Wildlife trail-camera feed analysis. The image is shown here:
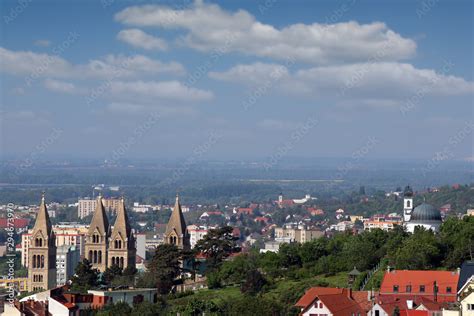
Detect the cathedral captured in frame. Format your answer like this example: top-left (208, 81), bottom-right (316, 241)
top-left (84, 194), bottom-right (136, 272)
top-left (164, 194), bottom-right (190, 250)
top-left (28, 194), bottom-right (57, 291)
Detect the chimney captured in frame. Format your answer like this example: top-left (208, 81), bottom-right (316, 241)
top-left (407, 300), bottom-right (414, 310)
top-left (344, 288), bottom-right (353, 299)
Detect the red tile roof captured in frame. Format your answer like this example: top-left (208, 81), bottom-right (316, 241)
top-left (295, 287), bottom-right (369, 316)
top-left (237, 208), bottom-right (253, 215)
top-left (380, 270), bottom-right (459, 303)
top-left (400, 310), bottom-right (428, 316)
top-left (376, 295), bottom-right (444, 315)
top-left (279, 200), bottom-right (294, 207)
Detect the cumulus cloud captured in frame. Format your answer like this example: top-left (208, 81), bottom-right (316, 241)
top-left (117, 28), bottom-right (168, 51)
top-left (210, 62), bottom-right (474, 101)
top-left (108, 80), bottom-right (214, 102)
top-left (0, 47), bottom-right (185, 80)
top-left (115, 2), bottom-right (416, 64)
top-left (209, 62), bottom-right (288, 84)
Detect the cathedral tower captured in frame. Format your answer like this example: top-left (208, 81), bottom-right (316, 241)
top-left (28, 193), bottom-right (56, 291)
top-left (85, 194), bottom-right (110, 272)
top-left (108, 197), bottom-right (136, 269)
top-left (164, 194), bottom-right (190, 249)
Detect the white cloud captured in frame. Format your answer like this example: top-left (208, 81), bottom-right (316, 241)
top-left (44, 79), bottom-right (83, 94)
top-left (210, 62), bottom-right (474, 102)
top-left (115, 2), bottom-right (416, 64)
top-left (292, 62), bottom-right (474, 98)
top-left (117, 28), bottom-right (168, 51)
top-left (209, 62), bottom-right (288, 84)
top-left (108, 80), bottom-right (214, 102)
top-left (0, 47), bottom-right (185, 80)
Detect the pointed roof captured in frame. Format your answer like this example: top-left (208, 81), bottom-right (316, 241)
top-left (32, 192), bottom-right (53, 239)
top-left (87, 194), bottom-right (110, 236)
top-left (165, 194), bottom-right (187, 237)
top-left (111, 197), bottom-right (132, 240)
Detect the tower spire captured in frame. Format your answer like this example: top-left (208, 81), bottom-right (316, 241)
top-left (28, 194), bottom-right (56, 291)
top-left (108, 197), bottom-right (136, 270)
top-left (165, 193), bottom-right (189, 249)
top-left (87, 194), bottom-right (109, 237)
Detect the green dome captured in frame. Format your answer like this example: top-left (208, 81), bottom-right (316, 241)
top-left (410, 203), bottom-right (442, 222)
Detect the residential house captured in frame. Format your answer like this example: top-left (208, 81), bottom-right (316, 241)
top-left (295, 287), bottom-right (372, 316)
top-left (380, 270), bottom-right (460, 303)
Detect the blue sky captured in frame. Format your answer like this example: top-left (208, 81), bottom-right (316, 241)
top-left (0, 0), bottom-right (473, 162)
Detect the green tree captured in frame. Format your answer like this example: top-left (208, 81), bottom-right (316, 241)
top-left (299, 238), bottom-right (327, 265)
top-left (219, 253), bottom-right (256, 285)
top-left (194, 226), bottom-right (239, 271)
top-left (240, 268), bottom-right (267, 295)
top-left (130, 300), bottom-right (165, 316)
top-left (96, 301), bottom-right (132, 316)
top-left (70, 259), bottom-right (99, 293)
top-left (102, 264), bottom-right (122, 285)
top-left (394, 227), bottom-right (442, 270)
top-left (278, 243), bottom-right (302, 269)
top-left (147, 244), bottom-right (181, 294)
top-left (440, 216), bottom-right (474, 268)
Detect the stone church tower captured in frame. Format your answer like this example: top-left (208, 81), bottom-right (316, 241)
top-left (165, 195), bottom-right (190, 249)
top-left (85, 194), bottom-right (110, 272)
top-left (108, 197), bottom-right (136, 269)
top-left (28, 193), bottom-right (56, 291)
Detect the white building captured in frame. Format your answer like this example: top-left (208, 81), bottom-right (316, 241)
top-left (135, 233), bottom-right (146, 260)
top-left (329, 221), bottom-right (354, 232)
top-left (188, 225), bottom-right (213, 249)
top-left (274, 226), bottom-right (324, 243)
top-left (78, 198), bottom-right (96, 219)
top-left (402, 185), bottom-right (442, 233)
top-left (56, 245), bottom-right (80, 286)
top-left (293, 194), bottom-right (315, 204)
top-left (459, 276), bottom-right (474, 316)
top-left (78, 197), bottom-right (121, 218)
top-left (404, 203), bottom-right (442, 233)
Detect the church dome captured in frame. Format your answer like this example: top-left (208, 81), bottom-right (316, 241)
top-left (410, 203), bottom-right (442, 222)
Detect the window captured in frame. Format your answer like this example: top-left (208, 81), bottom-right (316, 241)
top-left (319, 302), bottom-right (323, 308)
top-left (467, 304), bottom-right (474, 310)
top-left (407, 200), bottom-right (411, 208)
top-left (406, 285), bottom-right (412, 293)
top-left (393, 285), bottom-right (399, 293)
top-left (446, 287), bottom-right (452, 293)
top-left (420, 285), bottom-right (425, 293)
top-left (375, 311), bottom-right (380, 316)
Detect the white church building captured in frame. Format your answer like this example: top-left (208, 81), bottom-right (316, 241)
top-left (402, 185), bottom-right (442, 233)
